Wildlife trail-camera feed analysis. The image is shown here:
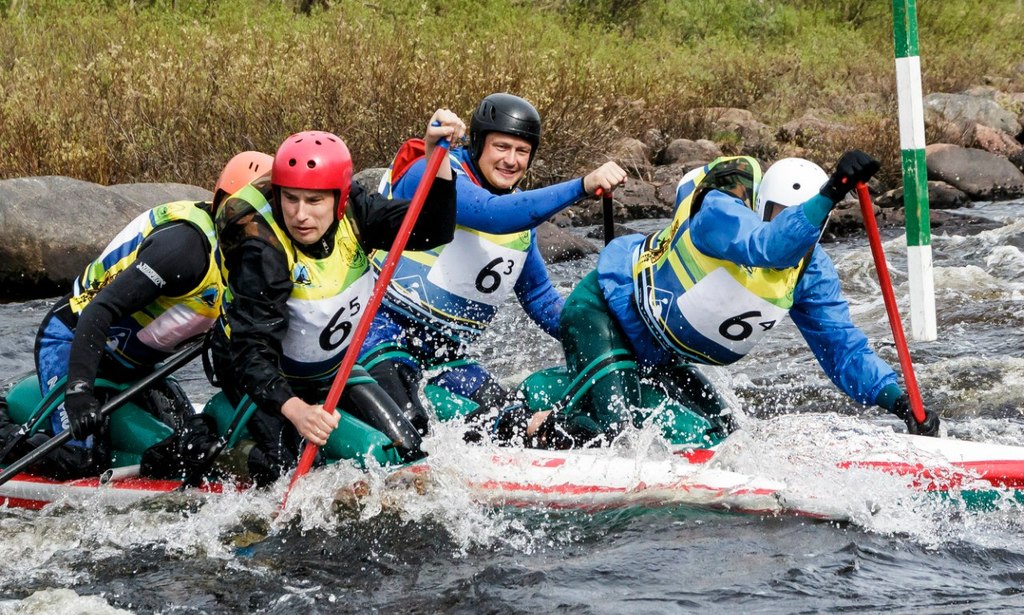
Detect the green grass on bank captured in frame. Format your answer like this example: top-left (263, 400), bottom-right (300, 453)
top-left (1, 0), bottom-right (1022, 189)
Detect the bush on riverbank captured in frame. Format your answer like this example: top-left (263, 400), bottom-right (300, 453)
top-left (1, 0), bottom-right (1022, 188)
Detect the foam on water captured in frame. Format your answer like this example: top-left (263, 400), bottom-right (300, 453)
top-left (710, 413), bottom-right (1024, 550)
top-left (0, 485), bottom-right (271, 580)
top-left (272, 432), bottom-right (547, 556)
top-left (0, 588), bottom-right (132, 615)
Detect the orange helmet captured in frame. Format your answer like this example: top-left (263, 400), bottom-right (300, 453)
top-left (213, 151), bottom-right (273, 209)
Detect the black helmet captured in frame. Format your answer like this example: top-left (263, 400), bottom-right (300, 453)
top-left (469, 93), bottom-right (542, 166)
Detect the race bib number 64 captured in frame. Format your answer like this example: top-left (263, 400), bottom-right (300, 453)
top-left (674, 268), bottom-right (789, 355)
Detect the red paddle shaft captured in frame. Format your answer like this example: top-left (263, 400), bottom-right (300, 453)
top-left (855, 182), bottom-right (926, 425)
top-left (280, 136), bottom-right (451, 509)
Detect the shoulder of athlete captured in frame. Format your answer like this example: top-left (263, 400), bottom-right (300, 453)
top-left (217, 186), bottom-right (284, 255)
top-left (391, 157), bottom-right (431, 200)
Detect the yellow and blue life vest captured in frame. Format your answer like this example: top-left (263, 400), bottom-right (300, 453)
top-left (631, 157), bottom-right (808, 365)
top-left (375, 151), bottom-right (532, 338)
top-left (219, 184), bottom-right (375, 382)
top-left (70, 201), bottom-right (222, 368)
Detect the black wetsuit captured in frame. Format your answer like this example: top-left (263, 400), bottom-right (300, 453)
top-left (0, 207), bottom-right (219, 480)
top-left (210, 178), bottom-right (456, 486)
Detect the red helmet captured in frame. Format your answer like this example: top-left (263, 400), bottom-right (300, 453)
top-left (214, 151), bottom-right (273, 209)
top-left (272, 131), bottom-right (353, 219)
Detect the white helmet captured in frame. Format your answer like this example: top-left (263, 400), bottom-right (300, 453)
top-left (755, 158), bottom-right (828, 221)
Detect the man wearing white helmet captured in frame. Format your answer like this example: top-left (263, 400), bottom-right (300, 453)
top-left (495, 151), bottom-right (940, 448)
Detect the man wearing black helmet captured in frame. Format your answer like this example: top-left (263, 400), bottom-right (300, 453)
top-left (360, 93), bottom-right (627, 435)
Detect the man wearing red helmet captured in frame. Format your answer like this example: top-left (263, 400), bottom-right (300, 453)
top-left (0, 152), bottom-right (271, 480)
top-left (210, 112), bottom-right (461, 486)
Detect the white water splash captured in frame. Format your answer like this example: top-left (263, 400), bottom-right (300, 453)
top-left (276, 432), bottom-right (547, 556)
top-left (0, 588), bottom-right (132, 615)
top-left (711, 413), bottom-right (1024, 548)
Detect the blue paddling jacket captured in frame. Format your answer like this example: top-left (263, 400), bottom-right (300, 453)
top-left (375, 147), bottom-right (588, 341)
top-left (598, 160), bottom-right (898, 407)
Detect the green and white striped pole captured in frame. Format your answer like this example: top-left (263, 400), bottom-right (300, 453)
top-left (892, 0), bottom-right (936, 341)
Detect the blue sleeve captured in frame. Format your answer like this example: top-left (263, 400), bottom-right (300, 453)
top-left (394, 159), bottom-right (588, 234)
top-left (690, 190), bottom-right (823, 268)
top-left (802, 193), bottom-right (836, 227)
top-left (391, 158), bottom-right (430, 200)
top-left (513, 236), bottom-right (564, 339)
top-left (789, 247), bottom-right (898, 406)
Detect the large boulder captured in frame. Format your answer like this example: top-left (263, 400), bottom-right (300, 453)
top-left (107, 183), bottom-right (212, 213)
top-left (536, 221), bottom-right (598, 263)
top-left (0, 176), bottom-right (143, 299)
top-left (925, 144), bottom-right (1024, 200)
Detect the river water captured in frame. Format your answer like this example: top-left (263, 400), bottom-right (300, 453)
top-left (2, 201), bottom-right (1024, 614)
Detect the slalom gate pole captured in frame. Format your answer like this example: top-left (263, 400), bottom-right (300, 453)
top-left (892, 0), bottom-right (936, 341)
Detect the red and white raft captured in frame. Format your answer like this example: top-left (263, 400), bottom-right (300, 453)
top-left (0, 465), bottom-right (241, 511)
top-left (395, 433), bottom-right (1024, 517)
top-left (3, 433), bottom-right (1024, 519)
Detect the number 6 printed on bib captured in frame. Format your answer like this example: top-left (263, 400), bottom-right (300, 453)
top-left (428, 229), bottom-right (528, 306)
top-left (282, 273), bottom-right (375, 365)
top-left (674, 268), bottom-right (788, 355)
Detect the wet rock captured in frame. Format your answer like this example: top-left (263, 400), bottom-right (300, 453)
top-left (928, 209), bottom-right (1003, 236)
top-left (875, 181), bottom-right (970, 210)
top-left (926, 144), bottom-right (1024, 200)
top-left (536, 221), bottom-right (598, 263)
top-left (612, 179), bottom-right (668, 221)
top-left (585, 222), bottom-right (642, 242)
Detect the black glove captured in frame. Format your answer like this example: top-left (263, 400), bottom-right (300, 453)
top-left (64, 380), bottom-right (103, 440)
top-left (890, 393), bottom-right (940, 437)
top-left (820, 150), bottom-right (881, 203)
